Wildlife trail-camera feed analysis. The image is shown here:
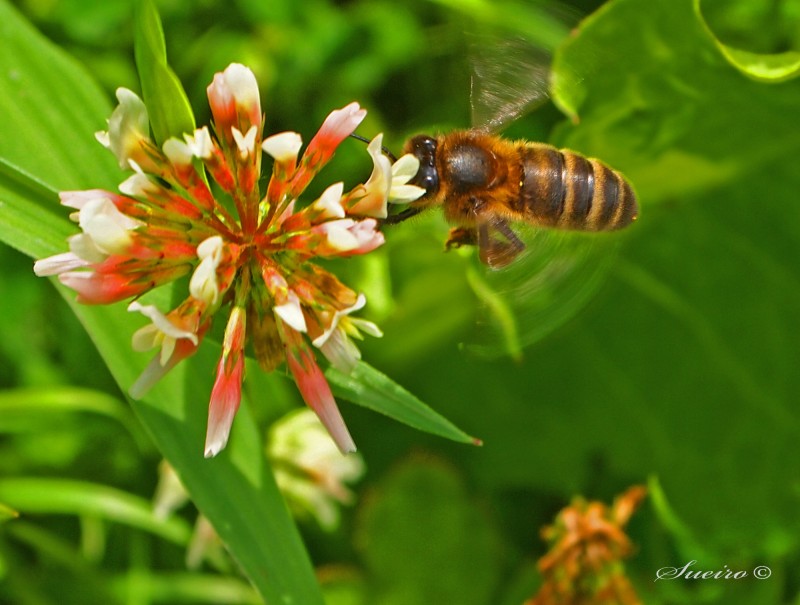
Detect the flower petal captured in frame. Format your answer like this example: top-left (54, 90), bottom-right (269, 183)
top-left (204, 353), bottom-right (244, 457)
top-left (190, 236), bottom-right (225, 306)
top-left (286, 340), bottom-right (356, 454)
top-left (207, 63), bottom-right (261, 141)
top-left (309, 182), bottom-right (346, 220)
top-left (128, 301), bottom-right (199, 348)
top-left (312, 293), bottom-right (366, 347)
top-left (319, 328), bottom-right (362, 375)
top-left (204, 307), bottom-right (247, 457)
top-left (104, 88), bottom-right (152, 170)
top-left (33, 252), bottom-right (90, 276)
top-left (262, 131), bottom-right (303, 163)
top-left (345, 134), bottom-right (392, 218)
top-left (308, 102), bottom-right (367, 158)
top-left (274, 290), bottom-right (308, 332)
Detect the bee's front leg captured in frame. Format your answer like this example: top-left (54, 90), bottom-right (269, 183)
top-left (382, 206), bottom-right (424, 225)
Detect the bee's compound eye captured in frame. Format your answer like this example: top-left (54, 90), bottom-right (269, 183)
top-left (407, 135), bottom-right (439, 196)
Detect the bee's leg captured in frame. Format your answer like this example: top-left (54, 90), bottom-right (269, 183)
top-left (382, 206), bottom-right (424, 225)
top-left (494, 218), bottom-right (525, 251)
top-left (477, 219), bottom-right (525, 269)
top-left (445, 226), bottom-right (478, 250)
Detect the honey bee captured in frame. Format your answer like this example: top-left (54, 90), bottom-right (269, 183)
top-left (383, 38), bottom-right (638, 269)
top-left (386, 132), bottom-right (638, 269)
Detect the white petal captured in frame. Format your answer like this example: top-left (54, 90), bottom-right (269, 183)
top-left (319, 219), bottom-right (359, 252)
top-left (119, 172), bottom-right (157, 196)
top-left (131, 323), bottom-right (161, 352)
top-left (349, 317), bottom-right (383, 338)
top-left (391, 154), bottom-right (421, 182)
top-left (106, 88), bottom-right (151, 169)
top-left (262, 131), bottom-right (303, 162)
top-left (232, 125), bottom-right (258, 158)
top-left (33, 252), bottom-right (89, 276)
top-left (77, 197), bottom-right (142, 255)
top-left (197, 235), bottom-right (224, 260)
top-left (190, 237), bottom-right (224, 307)
top-left (163, 137), bottom-right (193, 165)
top-left (312, 294), bottom-right (366, 347)
top-left (128, 302), bottom-right (198, 345)
top-left (95, 130), bottom-right (110, 148)
top-left (274, 292), bottom-right (307, 332)
top-left (310, 182), bottom-right (346, 219)
top-left (389, 183), bottom-right (426, 203)
top-left (185, 127), bottom-right (213, 159)
top-left (68, 233), bottom-right (107, 263)
top-left (222, 63), bottom-right (260, 111)
top-left (319, 328), bottom-right (361, 374)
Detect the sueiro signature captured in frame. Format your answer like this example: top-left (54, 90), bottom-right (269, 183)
top-left (655, 560), bottom-right (771, 581)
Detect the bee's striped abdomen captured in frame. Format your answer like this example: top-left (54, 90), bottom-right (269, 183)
top-left (519, 143), bottom-right (637, 231)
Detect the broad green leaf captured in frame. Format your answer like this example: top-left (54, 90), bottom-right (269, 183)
top-left (326, 361), bottom-right (480, 445)
top-left (0, 2), bottom-right (324, 602)
top-left (133, 0), bottom-right (195, 144)
top-left (0, 0), bottom-right (118, 258)
top-left (551, 0), bottom-right (800, 203)
top-left (0, 478), bottom-right (191, 544)
top-left (696, 0), bottom-right (800, 82)
top-left (355, 459), bottom-right (502, 605)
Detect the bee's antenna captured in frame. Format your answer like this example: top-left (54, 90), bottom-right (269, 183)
top-left (349, 133), bottom-right (398, 163)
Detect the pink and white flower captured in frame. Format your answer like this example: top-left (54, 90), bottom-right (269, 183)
top-left (35, 63), bottom-right (411, 457)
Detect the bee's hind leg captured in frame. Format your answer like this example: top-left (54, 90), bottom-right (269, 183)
top-left (477, 219), bottom-right (525, 269)
top-left (494, 219), bottom-right (525, 251)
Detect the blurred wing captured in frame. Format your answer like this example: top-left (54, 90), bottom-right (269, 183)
top-left (476, 217), bottom-right (526, 269)
top-left (465, 225), bottom-right (619, 359)
top-left (470, 35), bottom-right (553, 133)
top-left (468, 0), bottom-right (582, 132)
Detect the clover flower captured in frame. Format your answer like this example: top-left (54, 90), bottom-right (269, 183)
top-left (34, 63), bottom-right (425, 458)
top-left (268, 408), bottom-right (365, 530)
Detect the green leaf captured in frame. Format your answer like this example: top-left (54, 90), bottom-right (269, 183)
top-left (326, 361), bottom-right (480, 445)
top-left (0, 387), bottom-right (147, 448)
top-left (0, 0), bottom-right (119, 258)
top-left (133, 0), bottom-right (195, 144)
top-left (108, 573), bottom-right (261, 604)
top-left (695, 0), bottom-right (800, 82)
top-left (0, 478), bottom-right (191, 544)
top-left (0, 2), bottom-right (324, 602)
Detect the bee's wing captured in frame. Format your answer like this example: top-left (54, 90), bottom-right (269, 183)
top-left (469, 35), bottom-right (554, 133)
top-left (467, 225), bottom-right (618, 359)
top-left (476, 217), bottom-right (527, 269)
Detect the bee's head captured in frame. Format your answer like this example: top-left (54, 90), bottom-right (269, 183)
top-left (404, 135), bottom-right (439, 198)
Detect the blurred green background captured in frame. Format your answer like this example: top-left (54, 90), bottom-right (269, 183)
top-left (2, 0), bottom-right (800, 603)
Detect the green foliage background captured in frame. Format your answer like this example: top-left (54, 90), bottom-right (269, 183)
top-left (1, 0), bottom-right (800, 603)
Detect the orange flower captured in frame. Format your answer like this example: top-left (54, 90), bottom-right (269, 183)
top-left (526, 486), bottom-right (647, 605)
